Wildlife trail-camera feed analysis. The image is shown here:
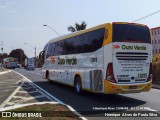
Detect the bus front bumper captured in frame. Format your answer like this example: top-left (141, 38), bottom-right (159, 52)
top-left (104, 80), bottom-right (152, 94)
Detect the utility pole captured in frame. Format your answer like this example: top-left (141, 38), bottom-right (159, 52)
top-left (0, 41), bottom-right (3, 65)
top-left (43, 24), bottom-right (61, 36)
top-left (35, 46), bottom-right (36, 67)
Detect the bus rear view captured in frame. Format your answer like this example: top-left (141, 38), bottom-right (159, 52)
top-left (104, 23), bottom-right (152, 94)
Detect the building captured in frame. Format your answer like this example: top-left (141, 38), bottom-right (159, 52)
top-left (151, 27), bottom-right (160, 55)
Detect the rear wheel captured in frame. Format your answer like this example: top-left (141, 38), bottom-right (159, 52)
top-left (74, 76), bottom-right (82, 94)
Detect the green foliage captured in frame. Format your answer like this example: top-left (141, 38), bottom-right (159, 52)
top-left (152, 53), bottom-right (160, 84)
top-left (67, 21), bottom-right (87, 32)
top-left (9, 49), bottom-right (27, 65)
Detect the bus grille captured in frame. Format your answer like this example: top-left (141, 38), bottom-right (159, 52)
top-left (116, 52), bottom-right (148, 60)
top-left (118, 79), bottom-right (146, 83)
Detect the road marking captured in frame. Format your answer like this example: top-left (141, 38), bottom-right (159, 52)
top-left (5, 102), bottom-right (15, 106)
top-left (17, 91), bottom-right (28, 93)
top-left (0, 70), bottom-right (11, 75)
top-left (28, 91), bottom-right (39, 94)
top-left (0, 78), bottom-right (24, 108)
top-left (13, 71), bottom-right (65, 105)
top-left (0, 102), bottom-right (59, 112)
top-left (145, 107), bottom-right (157, 112)
top-left (0, 101), bottom-right (87, 120)
top-left (12, 70), bottom-right (87, 120)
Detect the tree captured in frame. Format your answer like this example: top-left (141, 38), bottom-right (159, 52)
top-left (0, 53), bottom-right (8, 63)
top-left (152, 53), bottom-right (160, 84)
top-left (3, 53), bottom-right (8, 58)
top-left (67, 21), bottom-right (87, 32)
top-left (9, 49), bottom-right (27, 65)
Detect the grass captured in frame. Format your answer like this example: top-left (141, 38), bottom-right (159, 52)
top-left (0, 104), bottom-right (82, 120)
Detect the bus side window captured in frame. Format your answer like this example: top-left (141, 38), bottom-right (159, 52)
top-left (65, 37), bottom-right (78, 55)
top-left (46, 43), bottom-right (54, 58)
top-left (88, 28), bottom-right (105, 52)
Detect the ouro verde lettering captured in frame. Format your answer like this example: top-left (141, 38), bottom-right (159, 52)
top-left (122, 45), bottom-right (133, 50)
top-left (122, 45), bottom-right (146, 50)
top-left (134, 45), bottom-right (146, 50)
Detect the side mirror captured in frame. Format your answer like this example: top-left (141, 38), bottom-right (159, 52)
top-left (39, 50), bottom-right (45, 64)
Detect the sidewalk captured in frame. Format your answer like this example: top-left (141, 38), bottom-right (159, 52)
top-left (0, 68), bottom-right (6, 72)
top-left (152, 84), bottom-right (160, 89)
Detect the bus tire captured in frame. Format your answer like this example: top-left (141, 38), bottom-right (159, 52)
top-left (46, 71), bottom-right (51, 82)
top-left (74, 76), bottom-right (82, 94)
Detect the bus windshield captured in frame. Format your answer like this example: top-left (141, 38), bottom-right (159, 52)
top-left (113, 24), bottom-right (151, 43)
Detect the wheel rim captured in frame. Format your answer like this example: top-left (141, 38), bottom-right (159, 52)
top-left (76, 81), bottom-right (80, 92)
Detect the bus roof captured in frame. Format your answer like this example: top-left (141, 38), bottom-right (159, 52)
top-left (47, 22), bottom-right (148, 44)
top-left (47, 23), bottom-right (111, 44)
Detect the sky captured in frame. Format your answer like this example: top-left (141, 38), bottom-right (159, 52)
top-left (0, 0), bottom-right (160, 58)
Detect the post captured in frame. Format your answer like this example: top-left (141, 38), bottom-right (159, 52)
top-left (21, 50), bottom-right (22, 65)
top-left (35, 47), bottom-right (36, 68)
top-left (1, 41), bottom-right (3, 65)
top-left (43, 25), bottom-right (61, 36)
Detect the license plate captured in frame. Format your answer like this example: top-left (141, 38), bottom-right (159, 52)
top-left (129, 86), bottom-right (137, 89)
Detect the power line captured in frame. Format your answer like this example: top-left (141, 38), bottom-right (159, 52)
top-left (132, 9), bottom-right (160, 22)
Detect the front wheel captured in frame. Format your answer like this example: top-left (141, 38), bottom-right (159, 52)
top-left (46, 71), bottom-right (51, 82)
top-left (74, 76), bottom-right (82, 94)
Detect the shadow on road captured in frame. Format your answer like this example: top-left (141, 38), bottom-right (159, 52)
top-left (32, 80), bottom-right (146, 117)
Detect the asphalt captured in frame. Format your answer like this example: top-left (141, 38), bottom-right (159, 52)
top-left (0, 71), bottom-right (23, 105)
top-left (0, 70), bottom-right (56, 109)
top-left (13, 68), bottom-right (160, 120)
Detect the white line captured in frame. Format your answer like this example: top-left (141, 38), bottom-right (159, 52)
top-left (17, 91), bottom-right (28, 93)
top-left (12, 70), bottom-right (87, 120)
top-left (28, 91), bottom-right (38, 94)
top-left (13, 70), bottom-right (65, 105)
top-left (66, 105), bottom-right (87, 120)
top-left (145, 108), bottom-right (157, 112)
top-left (5, 102), bottom-right (15, 106)
top-left (0, 85), bottom-right (22, 108)
top-left (0, 102), bottom-right (87, 120)
top-left (0, 70), bottom-right (11, 75)
top-left (0, 102), bottom-right (59, 112)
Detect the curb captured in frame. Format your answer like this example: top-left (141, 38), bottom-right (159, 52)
top-left (152, 85), bottom-right (160, 90)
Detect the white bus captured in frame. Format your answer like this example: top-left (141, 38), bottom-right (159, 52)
top-left (42, 22), bottom-right (152, 94)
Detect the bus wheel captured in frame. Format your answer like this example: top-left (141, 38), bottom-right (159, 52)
top-left (74, 76), bottom-right (82, 94)
top-left (46, 71), bottom-right (51, 82)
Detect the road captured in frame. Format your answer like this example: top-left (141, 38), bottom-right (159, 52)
top-left (6, 68), bottom-right (160, 119)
